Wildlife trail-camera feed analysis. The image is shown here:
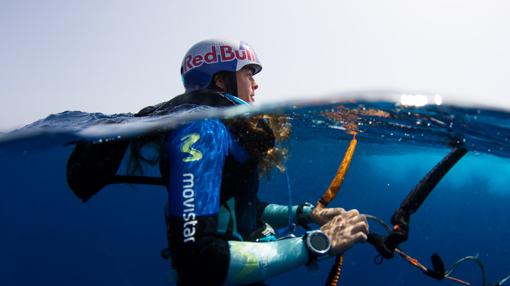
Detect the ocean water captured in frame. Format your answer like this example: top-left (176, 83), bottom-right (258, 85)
top-left (1, 94), bottom-right (510, 286)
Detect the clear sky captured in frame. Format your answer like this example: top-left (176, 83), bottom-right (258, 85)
top-left (2, 0), bottom-right (510, 130)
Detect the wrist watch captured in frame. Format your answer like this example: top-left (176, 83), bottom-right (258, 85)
top-left (303, 230), bottom-right (331, 261)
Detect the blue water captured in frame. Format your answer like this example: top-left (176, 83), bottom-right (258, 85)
top-left (1, 98), bottom-right (510, 286)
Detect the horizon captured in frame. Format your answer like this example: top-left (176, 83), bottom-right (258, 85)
top-left (2, 0), bottom-right (510, 130)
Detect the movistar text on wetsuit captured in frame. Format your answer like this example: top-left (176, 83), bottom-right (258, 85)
top-left (182, 173), bottom-right (197, 243)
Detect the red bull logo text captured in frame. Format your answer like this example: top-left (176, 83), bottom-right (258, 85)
top-left (182, 45), bottom-right (257, 73)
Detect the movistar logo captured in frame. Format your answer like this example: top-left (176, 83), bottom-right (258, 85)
top-left (182, 173), bottom-right (197, 243)
top-left (180, 133), bottom-right (203, 162)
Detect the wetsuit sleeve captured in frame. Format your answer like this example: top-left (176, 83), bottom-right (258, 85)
top-left (226, 237), bottom-right (311, 285)
top-left (165, 119), bottom-right (234, 285)
top-left (262, 203), bottom-right (314, 229)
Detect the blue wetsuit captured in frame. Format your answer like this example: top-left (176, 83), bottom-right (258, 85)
top-left (165, 117), bottom-right (268, 284)
top-left (161, 92), bottom-right (314, 285)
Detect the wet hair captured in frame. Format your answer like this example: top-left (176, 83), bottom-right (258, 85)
top-left (258, 115), bottom-right (291, 178)
top-left (223, 114), bottom-right (291, 179)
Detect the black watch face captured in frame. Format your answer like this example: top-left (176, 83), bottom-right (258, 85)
top-left (310, 232), bottom-right (330, 252)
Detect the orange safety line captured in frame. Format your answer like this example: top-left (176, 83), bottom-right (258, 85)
top-left (329, 256), bottom-right (344, 286)
top-left (322, 132), bottom-right (358, 286)
top-left (318, 132), bottom-right (357, 208)
top-left (395, 248), bottom-right (428, 272)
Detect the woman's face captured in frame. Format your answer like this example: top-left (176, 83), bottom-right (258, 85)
top-left (235, 67), bottom-right (258, 103)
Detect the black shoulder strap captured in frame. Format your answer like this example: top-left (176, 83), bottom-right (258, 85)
top-left (67, 140), bottom-right (130, 202)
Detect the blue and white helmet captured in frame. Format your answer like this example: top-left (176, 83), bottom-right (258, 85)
top-left (180, 39), bottom-right (262, 92)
